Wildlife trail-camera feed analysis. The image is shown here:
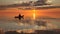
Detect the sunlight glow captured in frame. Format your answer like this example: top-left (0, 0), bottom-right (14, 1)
top-left (33, 9), bottom-right (36, 20)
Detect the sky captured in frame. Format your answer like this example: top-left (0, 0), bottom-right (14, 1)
top-left (0, 8), bottom-right (60, 18)
top-left (0, 0), bottom-right (60, 6)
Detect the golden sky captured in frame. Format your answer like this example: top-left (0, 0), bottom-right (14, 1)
top-left (0, 8), bottom-right (60, 18)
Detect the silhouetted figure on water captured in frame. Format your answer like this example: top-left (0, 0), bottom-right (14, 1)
top-left (15, 14), bottom-right (24, 20)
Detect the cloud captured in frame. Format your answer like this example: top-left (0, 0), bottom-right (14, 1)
top-left (0, 0), bottom-right (37, 5)
top-left (0, 0), bottom-right (18, 5)
top-left (0, 0), bottom-right (60, 6)
top-left (51, 0), bottom-right (60, 6)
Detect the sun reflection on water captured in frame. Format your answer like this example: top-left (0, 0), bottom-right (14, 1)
top-left (33, 9), bottom-right (36, 20)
